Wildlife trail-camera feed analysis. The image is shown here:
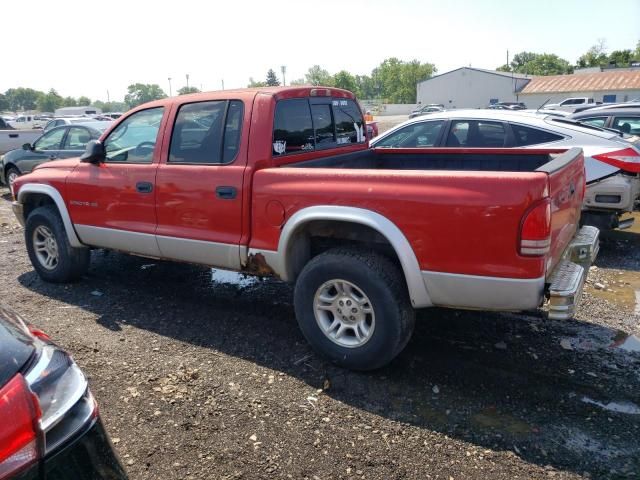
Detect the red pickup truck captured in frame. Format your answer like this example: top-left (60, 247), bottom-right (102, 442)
top-left (10, 87), bottom-right (598, 370)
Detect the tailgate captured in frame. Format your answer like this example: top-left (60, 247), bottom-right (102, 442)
top-left (537, 147), bottom-right (585, 276)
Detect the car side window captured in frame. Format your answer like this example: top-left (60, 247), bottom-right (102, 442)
top-left (375, 121), bottom-right (444, 148)
top-left (34, 128), bottom-right (65, 151)
top-left (273, 99), bottom-right (314, 154)
top-left (333, 99), bottom-right (365, 145)
top-left (579, 117), bottom-right (607, 128)
top-left (62, 127), bottom-right (92, 150)
top-left (511, 124), bottom-right (564, 146)
top-left (103, 107), bottom-right (164, 163)
top-left (169, 100), bottom-right (243, 164)
top-left (447, 120), bottom-right (506, 147)
top-left (612, 117), bottom-right (640, 135)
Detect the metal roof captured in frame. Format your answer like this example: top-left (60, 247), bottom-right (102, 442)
top-left (521, 70), bottom-right (640, 94)
top-left (417, 67), bottom-right (533, 85)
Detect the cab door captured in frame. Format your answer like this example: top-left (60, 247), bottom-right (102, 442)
top-left (154, 99), bottom-right (247, 269)
top-left (66, 107), bottom-right (167, 257)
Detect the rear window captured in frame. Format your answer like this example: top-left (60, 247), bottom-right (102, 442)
top-left (273, 98), bottom-right (364, 156)
top-left (612, 117), bottom-right (640, 135)
top-left (511, 124), bottom-right (564, 146)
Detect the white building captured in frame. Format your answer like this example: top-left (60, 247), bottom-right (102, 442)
top-left (54, 106), bottom-right (102, 117)
top-left (416, 67), bottom-right (532, 109)
top-left (519, 70), bottom-right (640, 108)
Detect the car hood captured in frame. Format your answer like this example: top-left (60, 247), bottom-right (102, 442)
top-left (33, 157), bottom-right (81, 171)
top-left (0, 305), bottom-right (36, 387)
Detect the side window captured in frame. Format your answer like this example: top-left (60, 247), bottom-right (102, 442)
top-left (612, 117), bottom-right (640, 135)
top-left (376, 121), bottom-right (444, 148)
top-left (62, 127), bottom-right (92, 150)
top-left (169, 101), bottom-right (227, 164)
top-left (333, 99), bottom-right (365, 144)
top-left (476, 121), bottom-right (507, 147)
top-left (579, 117), bottom-right (607, 128)
top-left (511, 124), bottom-right (564, 146)
top-left (273, 99), bottom-right (314, 155)
top-left (446, 121), bottom-right (469, 146)
top-left (34, 128), bottom-right (65, 150)
top-left (222, 100), bottom-right (244, 164)
top-left (103, 107), bottom-right (164, 163)
top-left (311, 104), bottom-right (335, 146)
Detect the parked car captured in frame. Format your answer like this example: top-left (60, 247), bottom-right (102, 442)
top-left (572, 101), bottom-right (640, 114)
top-left (570, 107), bottom-right (640, 135)
top-left (7, 115), bottom-right (46, 130)
top-left (487, 102), bottom-right (526, 110)
top-left (0, 117), bottom-right (42, 156)
top-left (43, 117), bottom-right (109, 132)
top-left (409, 105), bottom-right (445, 118)
top-left (11, 87), bottom-right (597, 370)
top-left (103, 112), bottom-right (124, 120)
top-left (1, 122), bottom-right (111, 185)
top-left (543, 97), bottom-right (598, 112)
top-left (0, 304), bottom-right (127, 479)
top-left (370, 109), bottom-right (640, 230)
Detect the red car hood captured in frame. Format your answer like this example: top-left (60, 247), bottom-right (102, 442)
top-left (33, 158), bottom-right (81, 171)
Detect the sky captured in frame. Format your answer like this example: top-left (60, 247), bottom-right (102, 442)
top-left (2, 0), bottom-right (639, 102)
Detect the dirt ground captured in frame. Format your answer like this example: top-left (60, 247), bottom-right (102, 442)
top-left (1, 185), bottom-right (639, 480)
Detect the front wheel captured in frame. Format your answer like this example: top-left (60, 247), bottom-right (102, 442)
top-left (25, 205), bottom-right (90, 282)
top-left (6, 166), bottom-right (20, 186)
top-left (294, 248), bottom-right (415, 370)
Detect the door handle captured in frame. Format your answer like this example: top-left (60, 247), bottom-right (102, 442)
top-left (49, 155), bottom-right (57, 160)
top-left (216, 186), bottom-right (237, 199)
top-left (9, 134), bottom-right (18, 138)
top-left (136, 181), bottom-right (153, 194)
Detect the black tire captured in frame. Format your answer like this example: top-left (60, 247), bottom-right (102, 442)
top-left (5, 166), bottom-right (20, 186)
top-left (25, 205), bottom-right (90, 283)
top-left (294, 248), bottom-right (415, 371)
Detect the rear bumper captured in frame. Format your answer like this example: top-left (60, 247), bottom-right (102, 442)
top-left (584, 173), bottom-right (640, 213)
top-left (546, 225), bottom-right (599, 320)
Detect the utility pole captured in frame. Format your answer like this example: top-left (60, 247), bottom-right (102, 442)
top-left (186, 74), bottom-right (190, 89)
top-left (221, 79), bottom-right (225, 90)
top-left (106, 90), bottom-right (110, 103)
top-left (168, 77), bottom-right (172, 96)
top-left (281, 65), bottom-right (287, 86)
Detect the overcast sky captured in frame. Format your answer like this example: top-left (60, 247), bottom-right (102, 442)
top-left (3, 0), bottom-right (639, 102)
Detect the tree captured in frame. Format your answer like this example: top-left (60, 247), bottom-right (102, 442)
top-left (354, 75), bottom-right (376, 99)
top-left (608, 49), bottom-right (633, 66)
top-left (266, 69), bottom-right (280, 86)
top-left (500, 51), bottom-right (572, 75)
top-left (372, 58), bottom-right (436, 103)
top-left (304, 65), bottom-right (333, 86)
top-left (635, 40), bottom-right (640, 59)
top-left (178, 86), bottom-right (200, 95)
top-left (247, 77), bottom-right (267, 87)
top-left (77, 96), bottom-right (91, 106)
top-left (0, 93), bottom-right (8, 111)
top-left (124, 83), bottom-right (167, 108)
top-left (577, 39), bottom-right (608, 68)
top-left (4, 88), bottom-right (42, 111)
top-left (37, 89), bottom-right (63, 112)
top-left (289, 78), bottom-right (307, 86)
top-left (62, 97), bottom-right (77, 107)
top-left (94, 100), bottom-right (127, 113)
top-left (332, 70), bottom-right (357, 93)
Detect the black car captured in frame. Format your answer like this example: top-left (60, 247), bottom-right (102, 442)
top-left (570, 107), bottom-right (640, 135)
top-left (0, 122), bottom-right (111, 185)
top-left (0, 305), bottom-right (127, 479)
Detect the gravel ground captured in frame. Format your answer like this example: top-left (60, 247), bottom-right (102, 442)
top-left (1, 186), bottom-right (639, 480)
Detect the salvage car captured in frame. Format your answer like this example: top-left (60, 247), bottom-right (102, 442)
top-left (0, 117), bottom-right (42, 156)
top-left (10, 87), bottom-right (598, 370)
top-left (1, 122), bottom-right (111, 185)
top-left (371, 109), bottom-right (640, 230)
top-left (570, 107), bottom-right (640, 135)
top-left (0, 304), bottom-right (127, 479)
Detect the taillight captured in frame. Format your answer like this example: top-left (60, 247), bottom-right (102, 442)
top-left (592, 147), bottom-right (640, 173)
top-left (520, 198), bottom-right (551, 256)
top-left (310, 88), bottom-right (331, 97)
top-left (0, 375), bottom-right (41, 479)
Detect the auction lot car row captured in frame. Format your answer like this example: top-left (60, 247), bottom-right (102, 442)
top-left (1, 86), bottom-right (639, 479)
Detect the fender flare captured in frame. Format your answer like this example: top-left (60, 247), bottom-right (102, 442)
top-left (275, 205), bottom-right (432, 308)
top-left (17, 183), bottom-right (83, 248)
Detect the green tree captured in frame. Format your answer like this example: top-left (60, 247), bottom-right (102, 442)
top-left (635, 40), bottom-right (640, 59)
top-left (0, 93), bottom-right (8, 111)
top-left (577, 39), bottom-right (608, 67)
top-left (332, 70), bottom-right (357, 93)
top-left (4, 88), bottom-right (42, 110)
top-left (500, 51), bottom-right (572, 75)
top-left (372, 58), bottom-right (435, 103)
top-left (496, 64), bottom-right (511, 72)
top-left (37, 89), bottom-right (63, 112)
top-left (304, 65), bottom-right (333, 86)
top-left (178, 86), bottom-right (200, 95)
top-left (77, 96), bottom-right (91, 106)
top-left (247, 77), bottom-right (267, 87)
top-left (608, 49), bottom-right (633, 66)
top-left (124, 83), bottom-right (167, 108)
top-left (62, 97), bottom-right (77, 107)
top-left (354, 75), bottom-right (376, 99)
top-left (289, 78), bottom-right (307, 86)
top-left (266, 69), bottom-right (280, 86)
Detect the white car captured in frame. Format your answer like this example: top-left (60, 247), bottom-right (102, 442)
top-left (371, 109), bottom-right (640, 230)
top-left (43, 117), bottom-right (106, 132)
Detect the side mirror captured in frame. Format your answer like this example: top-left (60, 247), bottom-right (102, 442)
top-left (22, 143), bottom-right (32, 151)
top-left (80, 140), bottom-right (106, 164)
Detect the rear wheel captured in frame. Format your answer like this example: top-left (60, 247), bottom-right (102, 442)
top-left (294, 248), bottom-right (415, 370)
top-left (25, 205), bottom-right (90, 282)
top-left (5, 166), bottom-right (20, 186)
